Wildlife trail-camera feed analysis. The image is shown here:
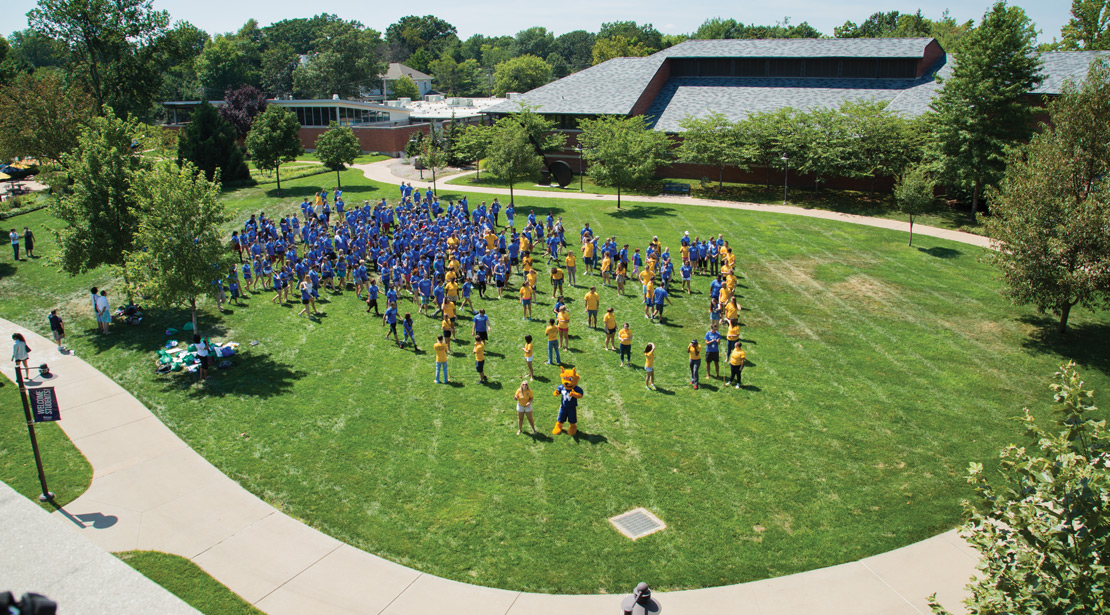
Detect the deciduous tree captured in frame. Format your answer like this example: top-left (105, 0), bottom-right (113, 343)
top-left (486, 118), bottom-right (542, 205)
top-left (676, 112), bottom-right (752, 190)
top-left (125, 161), bottom-right (230, 334)
top-left (51, 108), bottom-right (148, 275)
top-left (893, 165), bottom-right (937, 246)
top-left (0, 71), bottom-right (93, 163)
top-left (292, 20), bottom-right (385, 99)
top-left (314, 122), bottom-right (360, 188)
top-left (245, 105), bottom-right (303, 195)
top-left (929, 362), bottom-right (1110, 615)
top-left (28, 0), bottom-right (170, 117)
top-left (390, 75), bottom-right (420, 100)
top-left (1062, 0), bottom-right (1110, 50)
top-left (219, 84), bottom-right (268, 138)
top-left (492, 55), bottom-right (551, 96)
top-left (578, 115), bottom-right (673, 209)
top-left (591, 36), bottom-right (650, 65)
top-left (985, 59), bottom-right (1110, 334)
top-left (451, 123), bottom-right (492, 179)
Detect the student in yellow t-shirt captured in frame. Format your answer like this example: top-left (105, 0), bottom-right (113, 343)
top-left (600, 255), bottom-right (612, 287)
top-left (526, 268), bottom-right (538, 293)
top-left (550, 267), bottom-right (565, 299)
top-left (544, 319), bottom-right (561, 364)
top-left (724, 297), bottom-right (739, 322)
top-left (643, 280), bottom-right (655, 319)
top-left (441, 315), bottom-right (454, 351)
top-left (726, 318), bottom-right (741, 356)
top-left (582, 240), bottom-right (595, 274)
top-left (434, 335), bottom-right (449, 384)
top-left (643, 342), bottom-right (656, 389)
top-left (522, 334), bottom-right (534, 381)
top-left (519, 283), bottom-right (534, 320)
top-left (688, 339), bottom-right (701, 389)
top-left (473, 336), bottom-right (488, 383)
top-left (583, 286), bottom-right (600, 328)
top-left (618, 322), bottom-right (633, 366)
top-left (556, 306), bottom-right (570, 350)
top-left (603, 308), bottom-right (617, 350)
top-left (513, 381), bottom-right (537, 435)
top-left (615, 260), bottom-right (627, 295)
top-left (727, 343), bottom-right (746, 389)
top-left (565, 252), bottom-right (576, 287)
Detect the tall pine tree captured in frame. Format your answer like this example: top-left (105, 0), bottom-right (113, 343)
top-left (177, 101), bottom-right (249, 183)
top-left (928, 1), bottom-right (1043, 220)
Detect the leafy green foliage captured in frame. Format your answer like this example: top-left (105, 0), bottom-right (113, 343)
top-left (451, 124), bottom-right (492, 178)
top-left (676, 112), bottom-right (753, 189)
top-left (245, 105), bottom-right (303, 195)
top-left (291, 20), bottom-right (386, 99)
top-left (0, 71), bottom-right (93, 163)
top-left (385, 15), bottom-right (457, 62)
top-left (218, 85), bottom-right (268, 139)
top-left (554, 30), bottom-right (595, 73)
top-left (177, 101), bottom-right (249, 183)
top-left (591, 36), bottom-right (651, 65)
top-left (512, 27), bottom-right (554, 59)
top-left (986, 59), bottom-right (1110, 334)
top-left (492, 55), bottom-right (552, 96)
top-left (196, 35), bottom-right (258, 100)
top-left (428, 57), bottom-right (482, 96)
top-left (927, 1), bottom-right (1044, 219)
top-left (485, 117), bottom-right (543, 203)
top-left (894, 165), bottom-right (937, 246)
top-left (597, 21), bottom-right (663, 52)
top-left (124, 161), bottom-right (229, 333)
top-left (930, 363), bottom-right (1110, 615)
top-left (314, 122), bottom-right (361, 188)
top-left (390, 75), bottom-right (420, 100)
top-left (51, 108), bottom-right (149, 274)
top-left (27, 0), bottom-right (169, 118)
top-left (839, 100), bottom-right (921, 196)
top-left (1062, 0), bottom-right (1110, 50)
top-left (694, 17), bottom-right (823, 40)
top-left (578, 115), bottom-right (673, 208)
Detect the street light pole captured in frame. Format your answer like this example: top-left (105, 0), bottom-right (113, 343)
top-left (15, 366), bottom-right (53, 502)
top-left (781, 154), bottom-right (789, 205)
top-left (575, 145), bottom-right (584, 192)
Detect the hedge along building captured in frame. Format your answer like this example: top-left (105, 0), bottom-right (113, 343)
top-left (483, 38), bottom-right (1110, 192)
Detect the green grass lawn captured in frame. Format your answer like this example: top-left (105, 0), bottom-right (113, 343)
top-left (445, 173), bottom-right (982, 234)
top-left (0, 382), bottom-right (92, 508)
top-left (1, 167), bottom-right (1107, 594)
top-left (117, 551), bottom-right (263, 615)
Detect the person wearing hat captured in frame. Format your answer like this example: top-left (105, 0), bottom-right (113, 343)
top-left (688, 338), bottom-right (701, 389)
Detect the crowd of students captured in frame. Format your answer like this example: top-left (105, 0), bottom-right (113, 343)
top-left (220, 184), bottom-right (750, 428)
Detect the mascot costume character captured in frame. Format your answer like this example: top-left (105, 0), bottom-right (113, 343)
top-left (552, 367), bottom-right (584, 435)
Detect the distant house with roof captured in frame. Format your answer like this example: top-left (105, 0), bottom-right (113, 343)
top-left (367, 63), bottom-right (435, 99)
top-left (484, 38), bottom-right (1110, 189)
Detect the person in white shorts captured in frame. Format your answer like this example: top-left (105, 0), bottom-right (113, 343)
top-left (513, 381), bottom-right (537, 435)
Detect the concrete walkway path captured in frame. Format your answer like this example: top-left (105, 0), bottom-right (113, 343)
top-left (354, 159), bottom-right (994, 250)
top-left (0, 316), bottom-right (978, 614)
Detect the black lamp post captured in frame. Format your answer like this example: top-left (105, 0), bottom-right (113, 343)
top-left (15, 366), bottom-right (53, 502)
top-left (781, 153), bottom-right (789, 205)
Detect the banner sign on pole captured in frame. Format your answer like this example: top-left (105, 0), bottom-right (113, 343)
top-left (27, 388), bottom-right (61, 423)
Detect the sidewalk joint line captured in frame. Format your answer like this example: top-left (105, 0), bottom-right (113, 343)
top-left (502, 591), bottom-right (521, 614)
top-left (375, 572), bottom-right (423, 615)
top-left (252, 543), bottom-right (342, 606)
top-left (861, 560), bottom-right (926, 614)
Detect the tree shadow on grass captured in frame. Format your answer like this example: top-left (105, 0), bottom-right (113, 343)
top-left (1019, 315), bottom-right (1110, 376)
top-left (162, 352), bottom-right (305, 400)
top-left (917, 246), bottom-right (962, 259)
top-left (606, 206), bottom-right (676, 220)
top-left (0, 262), bottom-right (15, 280)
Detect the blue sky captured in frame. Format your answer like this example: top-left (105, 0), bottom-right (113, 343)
top-left (3, 0), bottom-right (1070, 45)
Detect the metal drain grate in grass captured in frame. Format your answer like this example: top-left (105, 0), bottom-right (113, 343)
top-left (609, 508), bottom-right (666, 540)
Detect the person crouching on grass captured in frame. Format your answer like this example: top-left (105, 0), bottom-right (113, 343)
top-left (513, 381), bottom-right (537, 435)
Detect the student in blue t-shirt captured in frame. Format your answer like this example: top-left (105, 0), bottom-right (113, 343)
top-left (401, 312), bottom-right (418, 351)
top-left (383, 302), bottom-right (400, 346)
top-left (651, 285), bottom-right (672, 322)
top-left (681, 261), bottom-right (693, 294)
top-left (365, 279), bottom-right (380, 315)
top-left (704, 324), bottom-right (722, 379)
top-left (472, 309), bottom-right (490, 342)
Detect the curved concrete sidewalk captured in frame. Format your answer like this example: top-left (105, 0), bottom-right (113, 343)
top-left (0, 317), bottom-right (977, 615)
top-left (355, 159), bottom-right (993, 250)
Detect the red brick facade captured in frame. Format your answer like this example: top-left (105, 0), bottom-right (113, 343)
top-left (300, 124), bottom-right (430, 156)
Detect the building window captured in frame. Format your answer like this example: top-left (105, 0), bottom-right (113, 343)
top-left (805, 59), bottom-right (839, 78)
top-left (734, 59), bottom-right (766, 77)
top-left (842, 59), bottom-right (878, 79)
top-left (768, 59), bottom-right (804, 78)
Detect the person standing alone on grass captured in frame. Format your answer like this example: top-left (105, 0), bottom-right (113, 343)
top-left (513, 381), bottom-right (537, 435)
top-left (48, 310), bottom-right (66, 353)
top-left (95, 290), bottom-right (111, 334)
top-left (522, 334), bottom-right (534, 381)
top-left (688, 339), bottom-right (701, 389)
top-left (474, 336), bottom-right (489, 383)
top-left (644, 343), bottom-right (656, 390)
top-left (618, 323), bottom-right (633, 367)
top-left (434, 335), bottom-right (449, 384)
top-left (544, 319), bottom-right (560, 365)
top-left (727, 343), bottom-right (746, 389)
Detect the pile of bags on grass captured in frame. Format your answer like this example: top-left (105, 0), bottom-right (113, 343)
top-left (155, 323), bottom-right (240, 374)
